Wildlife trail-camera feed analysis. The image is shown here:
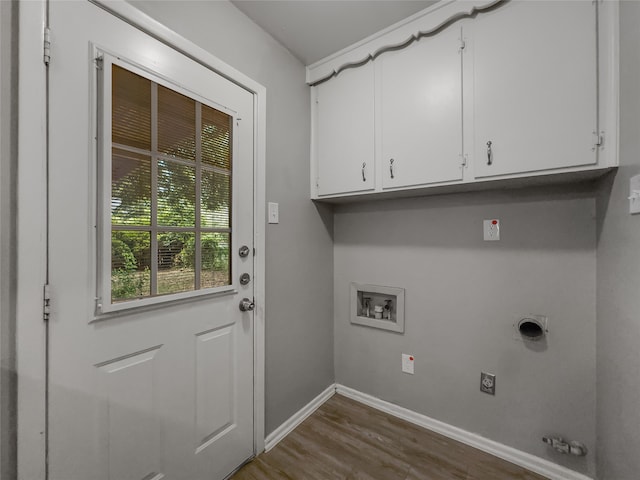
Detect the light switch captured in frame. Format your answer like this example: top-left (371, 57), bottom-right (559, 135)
top-left (268, 202), bottom-right (279, 224)
top-left (630, 175), bottom-right (640, 215)
top-left (483, 219), bottom-right (500, 241)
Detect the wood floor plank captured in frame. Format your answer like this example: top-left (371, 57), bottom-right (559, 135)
top-left (231, 394), bottom-right (549, 480)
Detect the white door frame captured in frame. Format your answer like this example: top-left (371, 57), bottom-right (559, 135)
top-left (16, 1), bottom-right (266, 478)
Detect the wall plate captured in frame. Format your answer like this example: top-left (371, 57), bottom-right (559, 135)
top-left (402, 354), bottom-right (414, 374)
top-left (483, 219), bottom-right (500, 241)
top-left (480, 372), bottom-right (496, 395)
top-left (630, 175), bottom-right (640, 215)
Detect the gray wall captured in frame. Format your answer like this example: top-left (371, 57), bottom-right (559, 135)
top-left (596, 1), bottom-right (640, 478)
top-left (334, 186), bottom-right (597, 477)
top-left (128, 0), bottom-right (334, 435)
top-left (0, 2), bottom-right (18, 480)
top-left (0, 1), bottom-right (17, 479)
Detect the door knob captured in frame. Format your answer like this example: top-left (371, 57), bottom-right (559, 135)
top-left (239, 298), bottom-right (255, 312)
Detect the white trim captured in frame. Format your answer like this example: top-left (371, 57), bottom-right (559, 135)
top-left (252, 79), bottom-right (267, 455)
top-left (305, 0), bottom-right (500, 84)
top-left (336, 385), bottom-right (593, 480)
top-left (264, 384), bottom-right (336, 452)
top-left (89, 0), bottom-right (261, 94)
top-left (597, 0), bottom-right (620, 169)
top-left (16, 1), bottom-right (48, 479)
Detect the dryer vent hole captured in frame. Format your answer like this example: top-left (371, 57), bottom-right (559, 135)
top-left (518, 319), bottom-right (545, 340)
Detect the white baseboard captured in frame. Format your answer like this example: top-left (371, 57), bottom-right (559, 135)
top-left (264, 383), bottom-right (336, 452)
top-left (335, 384), bottom-right (593, 480)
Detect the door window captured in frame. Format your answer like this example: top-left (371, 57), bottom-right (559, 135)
top-left (104, 62), bottom-right (234, 310)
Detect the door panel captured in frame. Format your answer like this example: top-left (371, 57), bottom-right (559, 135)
top-left (379, 26), bottom-right (463, 189)
top-left (48, 2), bottom-right (254, 479)
top-left (470, 1), bottom-right (597, 178)
top-left (195, 326), bottom-right (235, 454)
top-left (96, 347), bottom-right (164, 480)
top-left (315, 62), bottom-right (375, 196)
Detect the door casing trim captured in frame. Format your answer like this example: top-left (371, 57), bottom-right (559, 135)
top-left (16, 1), bottom-right (267, 477)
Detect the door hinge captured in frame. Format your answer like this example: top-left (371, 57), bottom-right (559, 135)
top-left (94, 55), bottom-right (104, 71)
top-left (592, 131), bottom-right (604, 151)
top-left (43, 27), bottom-right (51, 66)
top-left (459, 38), bottom-right (466, 52)
top-left (460, 153), bottom-right (468, 168)
top-left (43, 284), bottom-right (51, 321)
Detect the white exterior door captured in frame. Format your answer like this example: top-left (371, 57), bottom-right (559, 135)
top-left (47, 2), bottom-right (255, 479)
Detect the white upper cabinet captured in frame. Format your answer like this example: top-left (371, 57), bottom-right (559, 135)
top-left (379, 26), bottom-right (464, 189)
top-left (467, 1), bottom-right (598, 179)
top-left (308, 0), bottom-right (618, 201)
top-left (314, 62), bottom-right (375, 197)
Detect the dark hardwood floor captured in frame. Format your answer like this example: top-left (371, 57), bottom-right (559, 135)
top-left (232, 394), bottom-right (548, 480)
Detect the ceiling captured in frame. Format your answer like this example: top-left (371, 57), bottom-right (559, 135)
top-left (230, 0), bottom-right (438, 65)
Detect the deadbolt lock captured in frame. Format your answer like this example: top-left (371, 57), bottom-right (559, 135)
top-left (239, 273), bottom-right (251, 285)
top-left (238, 245), bottom-right (251, 258)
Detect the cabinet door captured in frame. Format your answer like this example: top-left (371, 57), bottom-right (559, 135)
top-left (315, 63), bottom-right (375, 196)
top-left (470, 1), bottom-right (597, 178)
top-left (379, 26), bottom-right (463, 189)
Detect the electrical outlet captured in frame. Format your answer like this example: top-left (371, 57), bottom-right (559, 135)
top-left (402, 354), bottom-right (414, 374)
top-left (483, 219), bottom-right (500, 241)
top-left (480, 372), bottom-right (496, 395)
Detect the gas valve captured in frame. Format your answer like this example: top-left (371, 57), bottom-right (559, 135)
top-left (542, 436), bottom-right (587, 456)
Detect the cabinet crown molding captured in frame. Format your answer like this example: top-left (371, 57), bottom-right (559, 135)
top-left (305, 0), bottom-right (501, 85)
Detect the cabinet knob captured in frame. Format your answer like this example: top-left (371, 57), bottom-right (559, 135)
top-left (390, 158), bottom-right (395, 179)
top-left (362, 162), bottom-right (367, 182)
top-left (486, 141), bottom-right (493, 166)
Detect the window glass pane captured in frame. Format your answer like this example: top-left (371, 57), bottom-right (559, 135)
top-left (201, 170), bottom-right (231, 228)
top-left (158, 232), bottom-right (195, 295)
top-left (107, 63), bottom-right (236, 307)
top-left (111, 231), bottom-right (151, 302)
top-left (112, 65), bottom-right (151, 150)
top-left (202, 103), bottom-right (232, 170)
top-left (112, 148), bottom-right (151, 225)
top-left (158, 85), bottom-right (196, 161)
top-left (201, 233), bottom-right (231, 289)
top-left (157, 160), bottom-right (196, 227)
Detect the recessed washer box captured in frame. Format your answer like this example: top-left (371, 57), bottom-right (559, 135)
top-left (350, 283), bottom-right (405, 333)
